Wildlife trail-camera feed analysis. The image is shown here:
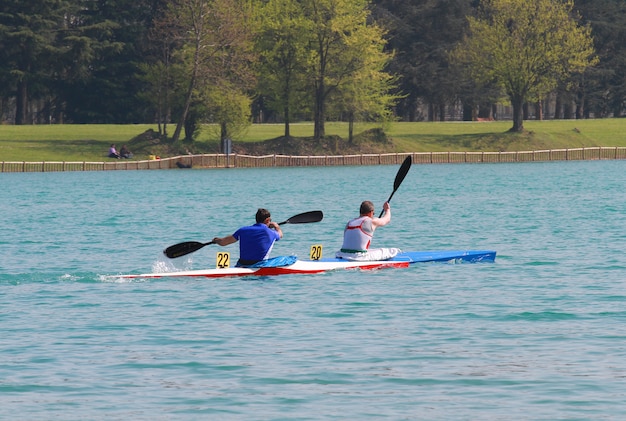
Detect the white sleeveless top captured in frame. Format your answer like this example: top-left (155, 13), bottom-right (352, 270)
top-left (341, 216), bottom-right (374, 252)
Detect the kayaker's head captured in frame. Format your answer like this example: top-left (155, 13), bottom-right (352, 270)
top-left (256, 208), bottom-right (271, 224)
top-left (359, 201), bottom-right (375, 216)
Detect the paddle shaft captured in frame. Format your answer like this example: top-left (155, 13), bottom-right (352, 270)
top-left (379, 155), bottom-right (412, 217)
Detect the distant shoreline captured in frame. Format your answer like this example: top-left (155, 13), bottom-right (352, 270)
top-left (2, 147), bottom-right (624, 173)
top-left (1, 120), bottom-right (624, 162)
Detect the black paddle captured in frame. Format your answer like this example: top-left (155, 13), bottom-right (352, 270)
top-left (163, 210), bottom-right (324, 259)
top-left (379, 155), bottom-right (412, 217)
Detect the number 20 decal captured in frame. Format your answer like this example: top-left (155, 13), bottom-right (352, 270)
top-left (216, 252), bottom-right (230, 268)
top-left (310, 244), bottom-right (323, 260)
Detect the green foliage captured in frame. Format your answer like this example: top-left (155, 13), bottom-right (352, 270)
top-left (202, 85), bottom-right (253, 143)
top-left (162, 0), bottom-right (256, 142)
top-left (373, 0), bottom-right (473, 121)
top-left (451, 0), bottom-right (597, 132)
top-left (0, 0), bottom-right (72, 123)
top-left (3, 0), bottom-right (626, 128)
top-left (328, 25), bottom-right (402, 132)
top-left (254, 0), bottom-right (311, 135)
top-left (575, 0), bottom-right (626, 117)
top-left (297, 0), bottom-right (398, 140)
top-left (59, 0), bottom-right (159, 123)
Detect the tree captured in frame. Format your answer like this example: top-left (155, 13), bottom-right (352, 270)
top-left (301, 0), bottom-right (392, 140)
top-left (255, 0), bottom-right (310, 137)
top-left (202, 86), bottom-right (252, 145)
top-left (373, 0), bottom-right (474, 122)
top-left (0, 0), bottom-right (74, 124)
top-left (163, 0), bottom-right (255, 143)
top-left (332, 65), bottom-right (400, 143)
top-left (328, 23), bottom-right (401, 143)
top-left (61, 0), bottom-right (161, 123)
top-left (451, 0), bottom-right (597, 132)
top-left (574, 0), bottom-right (626, 117)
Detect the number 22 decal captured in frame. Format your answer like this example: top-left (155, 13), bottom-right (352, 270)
top-left (216, 252), bottom-right (230, 268)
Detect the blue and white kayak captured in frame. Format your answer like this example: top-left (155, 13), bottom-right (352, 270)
top-left (386, 250), bottom-right (496, 264)
top-left (116, 250), bottom-right (496, 279)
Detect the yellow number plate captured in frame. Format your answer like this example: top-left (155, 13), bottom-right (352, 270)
top-left (309, 244), bottom-right (323, 260)
top-left (216, 252), bottom-right (230, 268)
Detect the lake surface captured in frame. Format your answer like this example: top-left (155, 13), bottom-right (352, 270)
top-left (1, 161), bottom-right (625, 420)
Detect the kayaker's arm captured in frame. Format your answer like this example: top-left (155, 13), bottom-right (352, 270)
top-left (269, 221), bottom-right (283, 238)
top-left (212, 235), bottom-right (237, 246)
top-left (372, 202), bottom-right (391, 227)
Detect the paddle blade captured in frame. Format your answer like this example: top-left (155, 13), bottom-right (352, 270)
top-left (279, 210), bottom-right (323, 225)
top-left (394, 155), bottom-right (412, 191)
top-left (163, 241), bottom-right (214, 259)
top-left (380, 155), bottom-right (412, 217)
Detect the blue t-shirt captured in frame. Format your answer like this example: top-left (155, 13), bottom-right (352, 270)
top-left (233, 223), bottom-right (280, 262)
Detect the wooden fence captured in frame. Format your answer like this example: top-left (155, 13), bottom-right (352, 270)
top-left (1, 147), bottom-right (625, 173)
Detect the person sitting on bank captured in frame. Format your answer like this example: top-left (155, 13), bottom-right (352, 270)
top-left (119, 145), bottom-right (133, 159)
top-left (108, 144), bottom-right (120, 159)
top-left (335, 200), bottom-right (401, 261)
top-left (212, 208), bottom-right (283, 267)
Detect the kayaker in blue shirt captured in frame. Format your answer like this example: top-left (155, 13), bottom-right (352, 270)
top-left (213, 208), bottom-right (283, 266)
top-left (335, 200), bottom-right (400, 261)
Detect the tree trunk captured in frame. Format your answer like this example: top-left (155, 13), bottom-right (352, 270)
top-left (576, 92), bottom-right (584, 119)
top-left (439, 104), bottom-right (446, 121)
top-left (173, 69), bottom-right (196, 142)
top-left (428, 103), bottom-right (435, 121)
top-left (535, 101), bottom-right (543, 121)
top-left (283, 75), bottom-right (291, 137)
top-left (523, 102), bottom-right (529, 120)
top-left (462, 102), bottom-right (473, 121)
top-left (563, 102), bottom-right (573, 119)
top-left (510, 95), bottom-right (524, 132)
top-left (554, 94), bottom-right (562, 119)
top-left (348, 112), bottom-right (354, 144)
top-left (220, 122), bottom-right (228, 143)
top-left (283, 103), bottom-right (290, 138)
top-left (172, 15), bottom-right (202, 143)
top-left (576, 102), bottom-right (584, 119)
top-left (15, 80), bottom-right (28, 125)
top-left (313, 81), bottom-right (325, 140)
top-left (408, 97), bottom-right (417, 122)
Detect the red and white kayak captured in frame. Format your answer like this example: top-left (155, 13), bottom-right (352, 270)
top-left (115, 250), bottom-right (496, 280)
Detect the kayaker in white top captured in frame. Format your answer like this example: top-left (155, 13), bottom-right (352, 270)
top-left (335, 200), bottom-right (401, 261)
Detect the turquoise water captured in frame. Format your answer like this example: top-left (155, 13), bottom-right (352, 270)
top-left (1, 161), bottom-right (625, 420)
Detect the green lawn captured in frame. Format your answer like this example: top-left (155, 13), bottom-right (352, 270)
top-left (0, 119), bottom-right (624, 162)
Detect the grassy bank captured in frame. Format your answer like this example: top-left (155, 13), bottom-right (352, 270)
top-left (0, 119), bottom-right (624, 162)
